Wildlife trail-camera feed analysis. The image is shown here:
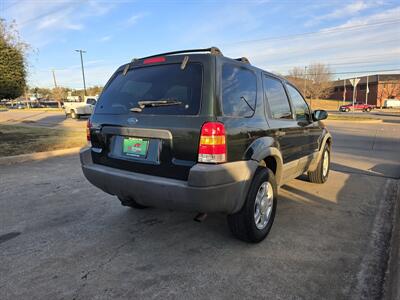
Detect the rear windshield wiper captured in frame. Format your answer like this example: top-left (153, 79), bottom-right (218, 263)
top-left (130, 99), bottom-right (182, 112)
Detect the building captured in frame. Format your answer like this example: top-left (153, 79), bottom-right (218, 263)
top-left (329, 74), bottom-right (400, 106)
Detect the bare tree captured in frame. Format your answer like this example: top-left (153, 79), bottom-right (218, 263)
top-left (51, 87), bottom-right (67, 108)
top-left (289, 66), bottom-right (304, 78)
top-left (286, 67), bottom-right (306, 95)
top-left (306, 63), bottom-right (333, 100)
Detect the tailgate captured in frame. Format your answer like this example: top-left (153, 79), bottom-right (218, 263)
top-left (90, 114), bottom-right (212, 181)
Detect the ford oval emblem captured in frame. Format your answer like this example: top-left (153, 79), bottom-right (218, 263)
top-left (127, 117), bottom-right (138, 124)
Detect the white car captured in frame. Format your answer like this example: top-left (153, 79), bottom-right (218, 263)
top-left (63, 96), bottom-right (97, 119)
top-left (384, 99), bottom-right (400, 108)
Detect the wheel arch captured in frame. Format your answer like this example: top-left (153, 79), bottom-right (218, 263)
top-left (308, 132), bottom-right (332, 172)
top-left (245, 137), bottom-right (284, 186)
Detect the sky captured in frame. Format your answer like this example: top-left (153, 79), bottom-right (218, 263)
top-left (1, 0), bottom-right (400, 89)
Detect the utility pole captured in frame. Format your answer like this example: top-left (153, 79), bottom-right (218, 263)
top-left (343, 79), bottom-right (346, 104)
top-left (304, 66), bottom-right (308, 107)
top-left (52, 69), bottom-right (58, 88)
top-left (75, 49), bottom-right (87, 97)
top-left (365, 75), bottom-right (369, 104)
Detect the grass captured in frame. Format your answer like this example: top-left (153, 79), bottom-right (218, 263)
top-left (306, 99), bottom-right (344, 111)
top-left (0, 124), bottom-right (86, 157)
top-left (326, 115), bottom-right (375, 121)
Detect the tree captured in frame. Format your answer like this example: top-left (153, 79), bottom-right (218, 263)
top-left (72, 85), bottom-right (103, 97)
top-left (30, 87), bottom-right (51, 98)
top-left (51, 87), bottom-right (68, 108)
top-left (306, 63), bottom-right (333, 100)
top-left (0, 19), bottom-right (28, 100)
top-left (287, 67), bottom-right (306, 95)
top-left (287, 63), bottom-right (333, 100)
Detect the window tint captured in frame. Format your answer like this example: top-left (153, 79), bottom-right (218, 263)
top-left (95, 63), bottom-right (202, 115)
top-left (222, 64), bottom-right (257, 117)
top-left (263, 75), bottom-right (292, 119)
top-left (286, 84), bottom-right (310, 121)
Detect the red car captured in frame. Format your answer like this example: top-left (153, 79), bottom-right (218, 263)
top-left (339, 102), bottom-right (375, 112)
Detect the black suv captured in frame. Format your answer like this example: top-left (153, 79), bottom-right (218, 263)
top-left (80, 47), bottom-right (331, 243)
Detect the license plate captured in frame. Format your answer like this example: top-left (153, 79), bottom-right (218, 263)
top-left (122, 137), bottom-right (149, 158)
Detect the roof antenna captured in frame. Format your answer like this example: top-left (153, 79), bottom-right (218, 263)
top-left (181, 56), bottom-right (189, 70)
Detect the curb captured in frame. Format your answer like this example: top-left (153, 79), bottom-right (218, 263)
top-left (383, 180), bottom-right (400, 299)
top-left (0, 147), bottom-right (82, 166)
top-left (351, 179), bottom-right (399, 299)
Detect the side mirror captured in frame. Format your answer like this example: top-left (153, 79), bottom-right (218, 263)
top-left (313, 109), bottom-right (328, 121)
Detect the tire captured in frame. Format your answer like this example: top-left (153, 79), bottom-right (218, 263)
top-left (71, 110), bottom-right (79, 119)
top-left (227, 168), bottom-right (277, 243)
top-left (118, 196), bottom-right (149, 209)
top-left (366, 107), bottom-right (371, 112)
top-left (345, 108), bottom-right (350, 112)
top-left (308, 144), bottom-right (330, 184)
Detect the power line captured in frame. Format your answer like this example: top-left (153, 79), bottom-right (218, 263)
top-left (294, 69), bottom-right (400, 76)
top-left (225, 19), bottom-right (400, 45)
top-left (326, 61), bottom-right (400, 67)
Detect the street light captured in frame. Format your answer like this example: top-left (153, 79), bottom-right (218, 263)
top-left (75, 49), bottom-right (87, 97)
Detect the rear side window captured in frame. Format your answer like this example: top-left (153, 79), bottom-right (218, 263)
top-left (263, 75), bottom-right (292, 119)
top-left (286, 84), bottom-right (310, 121)
top-left (95, 63), bottom-right (203, 115)
top-left (222, 64), bottom-right (256, 117)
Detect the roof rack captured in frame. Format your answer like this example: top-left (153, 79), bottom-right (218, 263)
top-left (136, 47), bottom-right (223, 60)
top-left (235, 57), bottom-right (250, 64)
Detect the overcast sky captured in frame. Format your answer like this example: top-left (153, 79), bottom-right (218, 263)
top-left (1, 0), bottom-right (400, 89)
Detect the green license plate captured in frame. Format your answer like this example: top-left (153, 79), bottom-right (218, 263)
top-left (123, 137), bottom-right (149, 158)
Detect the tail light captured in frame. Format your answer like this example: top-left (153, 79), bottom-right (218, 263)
top-left (86, 119), bottom-right (92, 142)
top-left (143, 57), bottom-right (166, 64)
top-left (198, 122), bottom-right (226, 163)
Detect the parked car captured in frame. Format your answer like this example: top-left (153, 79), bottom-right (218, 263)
top-left (339, 102), bottom-right (375, 112)
top-left (383, 99), bottom-right (400, 108)
top-left (80, 47), bottom-right (332, 243)
top-left (63, 96), bottom-right (97, 119)
top-left (9, 102), bottom-right (26, 109)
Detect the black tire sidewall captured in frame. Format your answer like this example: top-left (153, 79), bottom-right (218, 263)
top-left (243, 168), bottom-right (277, 242)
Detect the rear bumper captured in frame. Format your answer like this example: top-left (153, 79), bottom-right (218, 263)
top-left (80, 148), bottom-right (258, 214)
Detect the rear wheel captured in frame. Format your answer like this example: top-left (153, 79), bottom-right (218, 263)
top-left (308, 144), bottom-right (330, 183)
top-left (366, 107), bottom-right (371, 112)
top-left (345, 108), bottom-right (350, 112)
top-left (118, 196), bottom-right (149, 209)
top-left (227, 168), bottom-right (277, 243)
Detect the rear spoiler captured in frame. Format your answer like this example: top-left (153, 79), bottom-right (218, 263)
top-left (123, 47), bottom-right (223, 75)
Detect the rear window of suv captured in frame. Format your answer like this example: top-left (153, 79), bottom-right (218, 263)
top-left (95, 63), bottom-right (203, 115)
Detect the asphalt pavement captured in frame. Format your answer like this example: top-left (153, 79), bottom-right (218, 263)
top-left (0, 119), bottom-right (399, 299)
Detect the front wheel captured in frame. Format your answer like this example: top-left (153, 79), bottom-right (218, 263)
top-left (227, 168), bottom-right (277, 243)
top-left (308, 144), bottom-right (330, 183)
top-left (71, 110), bottom-right (79, 119)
